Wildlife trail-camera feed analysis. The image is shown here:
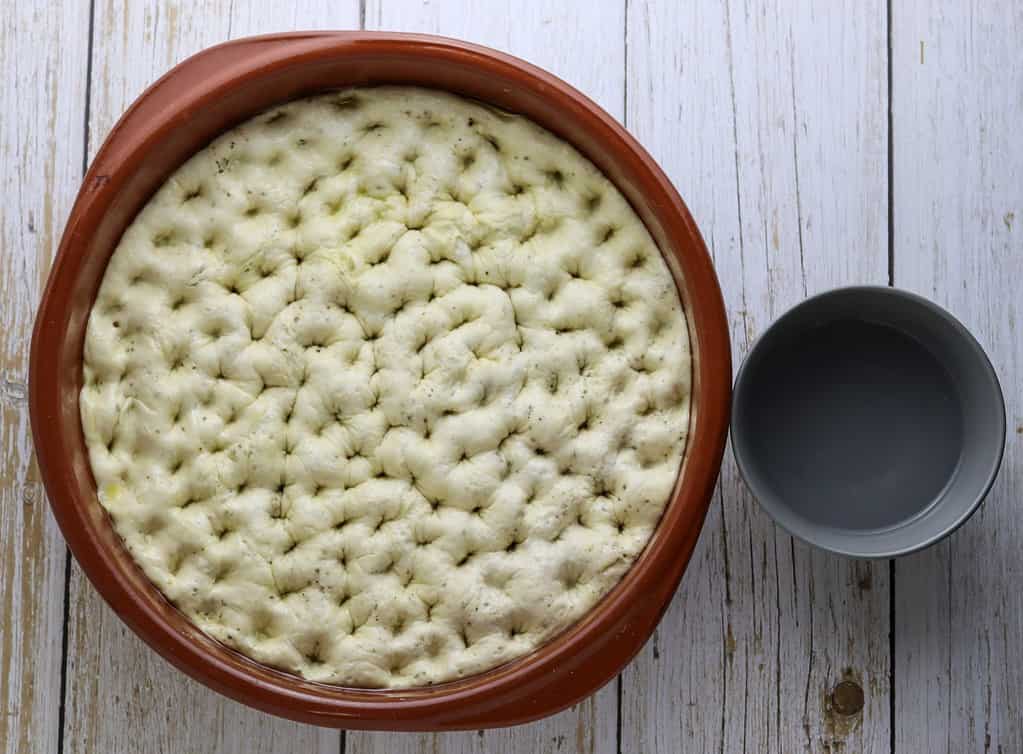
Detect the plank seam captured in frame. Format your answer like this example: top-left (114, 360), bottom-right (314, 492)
top-left (58, 3), bottom-right (97, 752)
top-left (887, 1), bottom-right (896, 750)
top-left (618, 4), bottom-right (628, 752)
top-left (886, 0), bottom-right (895, 289)
top-left (56, 555), bottom-right (72, 754)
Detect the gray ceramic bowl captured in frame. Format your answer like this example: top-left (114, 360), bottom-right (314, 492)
top-left (731, 286), bottom-right (1005, 558)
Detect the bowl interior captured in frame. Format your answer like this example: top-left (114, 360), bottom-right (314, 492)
top-left (31, 33), bottom-right (730, 728)
top-left (732, 286), bottom-right (1005, 558)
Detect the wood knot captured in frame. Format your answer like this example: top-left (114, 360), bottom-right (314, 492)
top-left (831, 680), bottom-right (864, 716)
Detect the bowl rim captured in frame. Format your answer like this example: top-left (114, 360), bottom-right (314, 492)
top-left (730, 285), bottom-right (1006, 559)
top-left (30, 31), bottom-right (731, 729)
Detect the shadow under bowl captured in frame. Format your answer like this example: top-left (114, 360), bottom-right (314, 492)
top-left (731, 286), bottom-right (1005, 558)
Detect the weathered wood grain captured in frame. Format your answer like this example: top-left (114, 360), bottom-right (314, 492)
top-left (61, 3), bottom-right (357, 753)
top-left (893, 2), bottom-right (1023, 752)
top-left (365, 0), bottom-right (626, 120)
top-left (621, 2), bottom-right (891, 752)
top-left (9, 2), bottom-right (1020, 752)
top-left (348, 1), bottom-right (626, 751)
top-left (0, 2), bottom-right (90, 752)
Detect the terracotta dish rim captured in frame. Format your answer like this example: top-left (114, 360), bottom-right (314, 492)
top-left (29, 31), bottom-right (731, 730)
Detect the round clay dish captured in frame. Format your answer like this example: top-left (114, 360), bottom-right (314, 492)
top-left (30, 32), bottom-right (730, 730)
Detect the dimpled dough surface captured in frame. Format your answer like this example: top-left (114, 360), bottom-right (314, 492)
top-left (80, 87), bottom-right (692, 688)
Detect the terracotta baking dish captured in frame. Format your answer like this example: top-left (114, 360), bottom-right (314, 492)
top-left (30, 32), bottom-right (730, 730)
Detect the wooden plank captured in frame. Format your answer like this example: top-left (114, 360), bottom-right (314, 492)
top-left (0, 2), bottom-right (90, 753)
top-left (622, 2), bottom-right (891, 752)
top-left (347, 2), bottom-right (625, 752)
top-left (62, 3), bottom-right (358, 753)
top-left (364, 0), bottom-right (625, 122)
top-left (893, 2), bottom-right (1023, 751)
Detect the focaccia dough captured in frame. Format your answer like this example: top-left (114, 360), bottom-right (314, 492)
top-left (80, 87), bottom-right (691, 687)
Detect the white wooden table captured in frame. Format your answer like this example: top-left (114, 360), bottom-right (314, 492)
top-left (2, 1), bottom-right (1020, 752)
